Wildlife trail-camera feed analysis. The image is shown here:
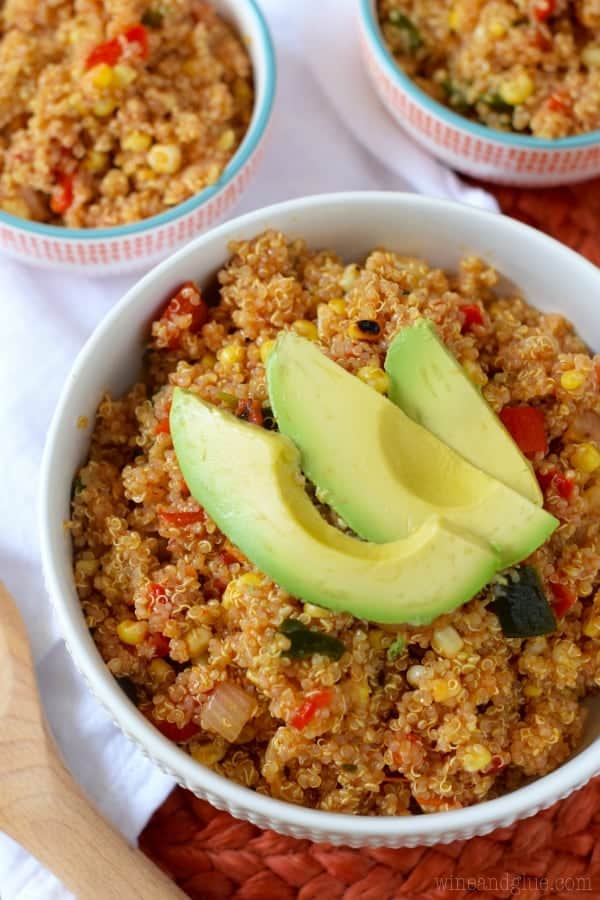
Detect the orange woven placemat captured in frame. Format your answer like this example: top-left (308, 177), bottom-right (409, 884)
top-left (140, 182), bottom-right (600, 899)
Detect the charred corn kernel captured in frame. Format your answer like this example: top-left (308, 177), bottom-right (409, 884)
top-left (218, 128), bottom-right (236, 151)
top-left (217, 343), bottom-right (245, 368)
top-left (463, 744), bottom-right (492, 773)
top-left (347, 320), bottom-right (381, 342)
top-left (583, 614), bottom-right (600, 639)
top-left (89, 62), bottom-right (114, 89)
top-left (117, 619), bottom-right (148, 645)
top-left (406, 665), bottom-right (427, 687)
top-left (524, 683), bottom-right (542, 698)
top-left (186, 625), bottom-right (211, 659)
top-left (432, 625), bottom-right (464, 658)
top-left (340, 263), bottom-right (360, 292)
top-left (292, 319), bottom-right (318, 341)
top-left (357, 365), bottom-right (390, 394)
top-left (561, 370), bottom-right (585, 391)
top-left (114, 63), bottom-right (138, 87)
top-left (236, 572), bottom-right (263, 589)
top-left (328, 299), bottom-right (347, 315)
top-left (499, 72), bottom-right (534, 106)
top-left (84, 150), bottom-right (109, 174)
top-left (573, 442), bottom-right (600, 473)
top-left (149, 658), bottom-right (173, 687)
top-left (148, 143), bottom-right (182, 174)
top-left (431, 679), bottom-right (451, 702)
top-left (191, 741), bottom-right (227, 766)
top-left (583, 44), bottom-right (600, 68)
top-left (122, 130), bottom-right (152, 152)
top-left (259, 340), bottom-right (276, 364)
top-left (93, 97), bottom-right (117, 117)
top-left (488, 20), bottom-right (507, 37)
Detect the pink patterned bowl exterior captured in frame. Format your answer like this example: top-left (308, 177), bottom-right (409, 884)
top-left (0, 0), bottom-right (275, 272)
top-left (358, 0), bottom-right (600, 187)
top-left (41, 193), bottom-right (600, 848)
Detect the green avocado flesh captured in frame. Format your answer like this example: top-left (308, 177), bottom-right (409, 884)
top-left (267, 333), bottom-right (556, 567)
top-left (385, 319), bottom-right (543, 506)
top-left (170, 388), bottom-right (499, 625)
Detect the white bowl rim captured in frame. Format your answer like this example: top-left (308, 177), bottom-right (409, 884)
top-left (0, 0), bottom-right (276, 241)
top-left (358, 0), bottom-right (600, 151)
top-left (40, 191), bottom-right (600, 842)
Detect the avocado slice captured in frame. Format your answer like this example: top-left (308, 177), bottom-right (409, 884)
top-left (267, 333), bottom-right (556, 567)
top-left (170, 388), bottom-right (499, 625)
top-left (385, 319), bottom-right (542, 506)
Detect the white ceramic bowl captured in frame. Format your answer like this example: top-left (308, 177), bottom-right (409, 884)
top-left (358, 0), bottom-right (600, 187)
top-left (0, 0), bottom-right (275, 273)
top-left (41, 193), bottom-right (600, 847)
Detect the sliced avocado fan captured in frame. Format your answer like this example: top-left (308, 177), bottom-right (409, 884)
top-left (170, 388), bottom-right (499, 625)
top-left (385, 319), bottom-right (542, 505)
top-left (266, 333), bottom-right (556, 567)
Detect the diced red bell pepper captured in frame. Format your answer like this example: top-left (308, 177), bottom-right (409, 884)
top-left (85, 37), bottom-right (123, 69)
top-left (548, 92), bottom-right (570, 113)
top-left (154, 417), bottom-right (170, 435)
top-left (149, 633), bottom-right (171, 658)
top-left (537, 468), bottom-right (574, 500)
top-left (236, 398), bottom-right (264, 426)
top-left (124, 24), bottom-right (149, 58)
top-left (142, 706), bottom-right (200, 742)
top-left (157, 282), bottom-right (209, 349)
top-left (531, 27), bottom-right (552, 51)
top-left (500, 405), bottom-right (548, 457)
top-left (50, 174), bottom-right (74, 215)
top-left (290, 689), bottom-right (333, 730)
top-left (148, 581), bottom-right (169, 610)
top-left (533, 0), bottom-right (555, 21)
top-left (485, 754), bottom-right (506, 774)
top-left (550, 583), bottom-right (578, 617)
top-left (460, 304), bottom-right (484, 333)
top-left (159, 508), bottom-right (205, 527)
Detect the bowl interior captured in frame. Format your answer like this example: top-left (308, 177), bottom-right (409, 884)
top-left (41, 193), bottom-right (600, 843)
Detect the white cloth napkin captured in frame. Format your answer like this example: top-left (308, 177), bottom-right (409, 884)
top-left (0, 2), bottom-right (497, 897)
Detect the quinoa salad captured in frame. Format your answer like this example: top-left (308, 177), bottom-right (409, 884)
top-left (378, 1), bottom-right (600, 138)
top-left (0, 1), bottom-right (253, 227)
top-left (71, 229), bottom-right (600, 815)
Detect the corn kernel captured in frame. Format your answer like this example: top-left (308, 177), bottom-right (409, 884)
top-left (191, 740), bottom-right (227, 766)
top-left (89, 62), bottom-right (114, 89)
top-left (432, 625), bottom-right (464, 659)
top-left (583, 614), bottom-right (600, 639)
top-left (217, 343), bottom-right (245, 368)
top-left (328, 299), bottom-right (347, 315)
top-left (117, 619), bottom-right (148, 645)
top-left (292, 319), bottom-right (318, 341)
top-left (523, 683), bottom-right (542, 698)
top-left (236, 572), bottom-right (263, 589)
top-left (349, 680), bottom-right (370, 707)
top-left (114, 63), bottom-right (138, 87)
top-left (201, 352), bottom-right (217, 369)
top-left (149, 658), bottom-right (174, 687)
top-left (499, 72), bottom-right (535, 106)
top-left (136, 167), bottom-right (155, 183)
top-left (186, 625), bottom-right (211, 659)
top-left (448, 5), bottom-right (463, 30)
top-left (463, 359), bottom-right (487, 387)
top-left (217, 128), bottom-right (236, 151)
top-left (259, 339), bottom-right (276, 364)
top-left (561, 370), bottom-right (585, 391)
top-left (84, 150), bottom-right (109, 174)
top-left (340, 263), bottom-right (360, 292)
top-left (406, 664), bottom-right (427, 687)
top-left (357, 365), bottom-right (390, 394)
top-left (347, 320), bottom-right (381, 342)
top-left (463, 743), bottom-right (492, 773)
top-left (122, 130), bottom-right (152, 152)
top-left (431, 679), bottom-right (450, 702)
top-left (583, 44), bottom-right (600, 68)
top-left (573, 442), bottom-right (600, 474)
top-left (488, 20), bottom-right (507, 38)
top-left (93, 98), bottom-right (117, 117)
top-left (148, 143), bottom-right (182, 174)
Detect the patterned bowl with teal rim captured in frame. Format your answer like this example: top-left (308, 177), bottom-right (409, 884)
top-left (358, 0), bottom-right (600, 187)
top-left (0, 0), bottom-right (275, 272)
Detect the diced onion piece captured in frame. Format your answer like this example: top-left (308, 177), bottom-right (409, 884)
top-left (200, 682), bottom-right (257, 742)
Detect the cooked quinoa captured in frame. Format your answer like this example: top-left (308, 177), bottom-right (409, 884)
top-left (378, 0), bottom-right (600, 138)
top-left (0, 0), bottom-right (253, 227)
top-left (71, 229), bottom-right (600, 815)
